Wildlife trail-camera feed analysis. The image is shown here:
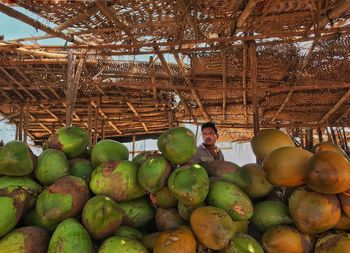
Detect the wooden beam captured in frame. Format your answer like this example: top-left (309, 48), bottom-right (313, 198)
top-left (272, 37), bottom-right (318, 122)
top-left (249, 41), bottom-right (260, 136)
top-left (0, 4), bottom-right (75, 43)
top-left (0, 74), bottom-right (24, 100)
top-left (132, 135), bottom-right (136, 158)
top-left (318, 89), bottom-right (350, 124)
top-left (318, 0), bottom-right (350, 28)
top-left (95, 0), bottom-right (134, 41)
top-left (221, 47), bottom-right (227, 121)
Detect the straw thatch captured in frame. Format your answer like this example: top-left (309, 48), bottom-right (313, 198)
top-left (0, 0), bottom-right (349, 148)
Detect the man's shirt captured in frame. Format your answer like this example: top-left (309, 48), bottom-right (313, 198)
top-left (191, 143), bottom-right (224, 164)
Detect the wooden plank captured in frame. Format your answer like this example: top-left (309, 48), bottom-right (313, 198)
top-left (249, 41), bottom-right (260, 136)
top-left (319, 89), bottom-right (350, 124)
top-left (0, 4), bottom-right (75, 42)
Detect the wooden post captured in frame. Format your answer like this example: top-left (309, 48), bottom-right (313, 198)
top-left (23, 99), bottom-right (29, 144)
top-left (15, 122), bottom-right (19, 140)
top-left (317, 127), bottom-right (323, 143)
top-left (88, 98), bottom-right (92, 149)
top-left (93, 99), bottom-right (100, 145)
top-left (132, 135), bottom-right (136, 158)
top-left (342, 127), bottom-right (349, 152)
top-left (330, 127), bottom-right (338, 145)
top-left (18, 105), bottom-right (23, 141)
top-left (306, 128), bottom-right (313, 151)
top-left (248, 41), bottom-right (260, 136)
top-left (195, 124), bottom-right (199, 144)
top-left (300, 128), bottom-right (304, 148)
top-left (326, 127), bottom-right (332, 142)
top-left (66, 50), bottom-right (75, 126)
top-left (242, 43), bottom-right (248, 122)
top-left (337, 128), bottom-right (345, 151)
top-left (101, 119), bottom-right (105, 140)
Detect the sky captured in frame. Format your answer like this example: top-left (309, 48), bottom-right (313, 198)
top-left (0, 5), bottom-right (257, 165)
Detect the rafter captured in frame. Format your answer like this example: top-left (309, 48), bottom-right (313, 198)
top-left (221, 47), bottom-right (227, 121)
top-left (233, 0), bottom-right (261, 34)
top-left (318, 89), bottom-right (350, 125)
top-left (91, 100), bottom-right (122, 134)
top-left (0, 4), bottom-right (76, 43)
top-left (1, 67), bottom-right (35, 99)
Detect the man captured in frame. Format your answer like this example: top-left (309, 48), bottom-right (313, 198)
top-left (191, 122), bottom-right (224, 164)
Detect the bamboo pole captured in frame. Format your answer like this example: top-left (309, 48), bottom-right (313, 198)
top-left (242, 42), bottom-right (248, 122)
top-left (342, 127), bottom-right (349, 152)
top-left (326, 127), bottom-right (332, 142)
top-left (15, 122), bottom-right (19, 140)
top-left (221, 46), bottom-right (227, 121)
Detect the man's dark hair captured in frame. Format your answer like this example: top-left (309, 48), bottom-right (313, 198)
top-left (201, 122), bottom-right (218, 134)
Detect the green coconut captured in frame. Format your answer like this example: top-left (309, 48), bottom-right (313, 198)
top-left (207, 179), bottom-right (253, 221)
top-left (0, 140), bottom-right (35, 176)
top-left (132, 150), bottom-right (159, 167)
top-left (69, 158), bottom-right (93, 179)
top-left (47, 126), bottom-right (89, 158)
top-left (91, 139), bottom-right (129, 168)
top-left (114, 226), bottom-right (143, 240)
top-left (24, 209), bottom-right (59, 232)
top-left (48, 218), bottom-right (93, 253)
top-left (0, 176), bottom-right (42, 196)
top-left (178, 201), bottom-right (206, 221)
top-left (250, 200), bottom-right (293, 231)
top-left (90, 160), bottom-right (145, 201)
top-left (149, 186), bottom-right (178, 208)
top-left (167, 163), bottom-right (209, 206)
top-left (0, 226), bottom-right (49, 253)
top-left (99, 236), bottom-right (149, 253)
top-left (218, 233), bottom-right (264, 253)
top-left (0, 196), bottom-right (17, 238)
top-left (34, 149), bottom-right (69, 185)
top-left (82, 195), bottom-right (124, 239)
top-left (118, 197), bottom-right (155, 228)
top-left (138, 154), bottom-right (172, 193)
top-left (240, 163), bottom-right (274, 199)
top-left (201, 160), bottom-right (249, 189)
top-left (36, 176), bottom-right (90, 222)
top-left (157, 127), bottom-right (196, 165)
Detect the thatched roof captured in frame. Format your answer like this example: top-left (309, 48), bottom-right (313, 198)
top-left (0, 0), bottom-right (349, 145)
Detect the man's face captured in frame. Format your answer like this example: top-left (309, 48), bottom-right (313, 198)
top-left (202, 127), bottom-right (217, 145)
